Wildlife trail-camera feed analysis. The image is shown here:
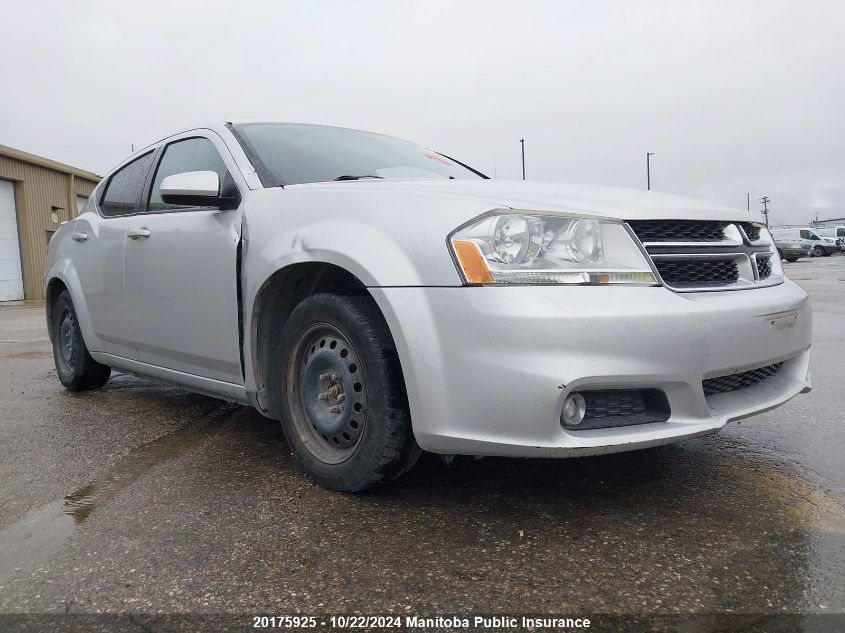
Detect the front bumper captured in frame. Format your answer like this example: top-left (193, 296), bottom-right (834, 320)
top-left (372, 281), bottom-right (812, 457)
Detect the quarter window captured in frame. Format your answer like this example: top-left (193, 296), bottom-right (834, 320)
top-left (147, 137), bottom-right (230, 212)
top-left (100, 152), bottom-right (155, 217)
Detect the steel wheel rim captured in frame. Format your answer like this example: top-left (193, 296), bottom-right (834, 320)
top-left (287, 322), bottom-right (367, 464)
top-left (57, 309), bottom-right (76, 373)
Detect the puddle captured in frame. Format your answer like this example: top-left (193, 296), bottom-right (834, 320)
top-left (0, 501), bottom-right (75, 580)
top-left (0, 405), bottom-right (238, 581)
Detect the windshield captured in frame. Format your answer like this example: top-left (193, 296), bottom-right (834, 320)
top-left (231, 123), bottom-right (486, 187)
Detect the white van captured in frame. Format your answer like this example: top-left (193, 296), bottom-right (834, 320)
top-left (771, 228), bottom-right (838, 257)
top-left (815, 226), bottom-right (845, 252)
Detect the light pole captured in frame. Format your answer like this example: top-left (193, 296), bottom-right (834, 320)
top-left (746, 192), bottom-right (750, 211)
top-left (646, 152), bottom-right (654, 190)
top-left (520, 139), bottom-right (525, 180)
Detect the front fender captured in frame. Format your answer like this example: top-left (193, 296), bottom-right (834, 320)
top-left (239, 187), bottom-right (492, 398)
top-left (244, 218), bottom-right (445, 300)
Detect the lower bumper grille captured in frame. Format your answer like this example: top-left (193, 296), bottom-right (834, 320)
top-left (702, 362), bottom-right (784, 397)
top-left (569, 389), bottom-right (670, 430)
top-left (654, 258), bottom-right (739, 288)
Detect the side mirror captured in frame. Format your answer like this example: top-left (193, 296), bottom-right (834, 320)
top-left (160, 171), bottom-right (237, 209)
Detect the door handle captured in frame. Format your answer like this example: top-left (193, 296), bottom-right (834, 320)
top-left (127, 228), bottom-right (152, 240)
top-left (71, 232), bottom-right (88, 242)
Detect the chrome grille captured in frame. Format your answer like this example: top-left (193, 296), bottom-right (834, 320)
top-left (627, 220), bottom-right (777, 291)
top-left (655, 259), bottom-right (739, 288)
top-left (703, 362), bottom-right (784, 397)
top-left (628, 220), bottom-right (729, 243)
top-left (757, 255), bottom-right (772, 280)
top-left (739, 222), bottom-right (762, 241)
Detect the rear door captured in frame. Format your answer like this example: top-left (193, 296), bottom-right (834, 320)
top-left (122, 133), bottom-right (244, 384)
top-left (73, 151), bottom-right (156, 358)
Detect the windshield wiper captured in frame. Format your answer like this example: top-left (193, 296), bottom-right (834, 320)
top-left (334, 175), bottom-right (384, 181)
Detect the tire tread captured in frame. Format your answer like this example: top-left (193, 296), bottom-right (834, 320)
top-left (52, 290), bottom-right (111, 391)
top-left (276, 293), bottom-right (419, 491)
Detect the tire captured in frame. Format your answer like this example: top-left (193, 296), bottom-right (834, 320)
top-left (274, 293), bottom-right (420, 492)
top-left (50, 290), bottom-right (111, 391)
top-left (785, 258), bottom-right (798, 263)
top-left (813, 245), bottom-right (825, 257)
top-left (777, 248), bottom-right (784, 260)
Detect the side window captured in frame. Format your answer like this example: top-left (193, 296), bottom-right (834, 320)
top-left (838, 228), bottom-right (845, 237)
top-left (799, 230), bottom-right (811, 239)
top-left (100, 152), bottom-right (155, 217)
top-left (147, 137), bottom-right (231, 212)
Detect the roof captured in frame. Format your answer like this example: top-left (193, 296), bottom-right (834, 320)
top-left (0, 144), bottom-right (101, 181)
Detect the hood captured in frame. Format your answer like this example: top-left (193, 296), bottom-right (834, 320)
top-left (286, 179), bottom-right (755, 223)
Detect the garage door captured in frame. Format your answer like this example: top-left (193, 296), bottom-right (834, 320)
top-left (0, 180), bottom-right (24, 301)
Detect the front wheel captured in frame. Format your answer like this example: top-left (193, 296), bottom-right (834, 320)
top-left (813, 245), bottom-right (825, 257)
top-left (275, 293), bottom-right (420, 492)
top-left (51, 290), bottom-right (111, 391)
top-left (785, 257), bottom-right (799, 263)
top-left (777, 248), bottom-right (784, 260)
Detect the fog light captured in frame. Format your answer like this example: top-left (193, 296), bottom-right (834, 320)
top-left (561, 393), bottom-right (586, 427)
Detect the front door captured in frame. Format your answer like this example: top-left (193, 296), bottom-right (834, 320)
top-left (122, 135), bottom-right (244, 385)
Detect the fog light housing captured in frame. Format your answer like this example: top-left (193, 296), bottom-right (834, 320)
top-left (561, 393), bottom-right (586, 427)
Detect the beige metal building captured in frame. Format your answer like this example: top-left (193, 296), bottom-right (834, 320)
top-left (0, 145), bottom-right (100, 300)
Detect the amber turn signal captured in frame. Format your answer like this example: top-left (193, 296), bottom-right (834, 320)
top-left (452, 239), bottom-right (494, 285)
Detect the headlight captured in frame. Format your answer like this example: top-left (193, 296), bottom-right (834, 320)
top-left (449, 211), bottom-right (658, 285)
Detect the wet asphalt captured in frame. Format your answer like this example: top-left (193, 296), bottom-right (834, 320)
top-left (0, 257), bottom-right (843, 620)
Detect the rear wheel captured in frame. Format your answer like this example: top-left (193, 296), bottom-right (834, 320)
top-left (275, 293), bottom-right (420, 492)
top-left (51, 290), bottom-right (111, 391)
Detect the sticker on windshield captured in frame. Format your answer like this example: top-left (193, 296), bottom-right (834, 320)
top-left (425, 152), bottom-right (454, 166)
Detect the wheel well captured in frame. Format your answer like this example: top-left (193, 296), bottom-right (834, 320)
top-left (251, 263), bottom-right (375, 417)
top-left (45, 278), bottom-right (68, 343)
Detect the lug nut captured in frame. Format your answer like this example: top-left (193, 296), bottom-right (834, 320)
top-left (329, 405), bottom-right (342, 414)
top-left (318, 392), bottom-right (329, 401)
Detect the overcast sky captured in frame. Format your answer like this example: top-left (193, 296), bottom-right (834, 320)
top-left (2, 0), bottom-right (843, 225)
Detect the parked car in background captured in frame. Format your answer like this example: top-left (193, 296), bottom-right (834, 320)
top-left (771, 228), bottom-right (838, 257)
top-left (45, 122), bottom-right (813, 491)
top-left (774, 238), bottom-right (811, 262)
top-left (815, 227), bottom-right (845, 252)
